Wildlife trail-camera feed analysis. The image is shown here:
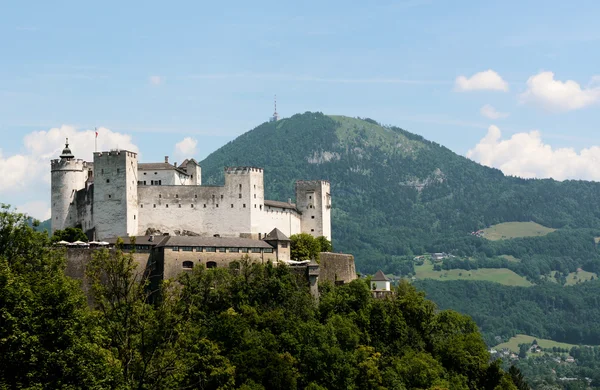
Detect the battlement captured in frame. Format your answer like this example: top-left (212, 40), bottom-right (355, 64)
top-left (296, 180), bottom-right (330, 187)
top-left (51, 158), bottom-right (87, 171)
top-left (224, 166), bottom-right (264, 174)
top-left (94, 150), bottom-right (138, 158)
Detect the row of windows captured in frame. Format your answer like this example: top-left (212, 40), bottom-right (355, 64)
top-left (171, 246), bottom-right (273, 253)
top-left (151, 193), bottom-right (259, 200)
top-left (182, 260), bottom-right (217, 269)
top-left (120, 244), bottom-right (151, 250)
top-left (140, 203), bottom-right (263, 210)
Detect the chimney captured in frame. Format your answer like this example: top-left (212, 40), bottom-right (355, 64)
top-left (165, 156), bottom-right (169, 163)
top-left (148, 236), bottom-right (154, 242)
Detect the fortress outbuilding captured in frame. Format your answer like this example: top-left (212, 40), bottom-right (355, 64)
top-left (51, 140), bottom-right (331, 242)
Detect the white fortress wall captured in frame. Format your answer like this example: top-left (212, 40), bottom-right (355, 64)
top-left (138, 185), bottom-right (253, 237)
top-left (258, 207), bottom-right (302, 238)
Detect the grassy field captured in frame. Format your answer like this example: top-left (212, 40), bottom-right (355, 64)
top-left (549, 270), bottom-right (598, 286)
top-left (494, 334), bottom-right (579, 353)
top-left (413, 260), bottom-right (533, 287)
top-left (500, 255), bottom-right (521, 263)
top-left (482, 222), bottom-right (556, 241)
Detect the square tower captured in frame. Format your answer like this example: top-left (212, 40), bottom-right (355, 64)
top-left (296, 180), bottom-right (331, 240)
top-left (223, 166), bottom-right (264, 237)
top-left (93, 150), bottom-right (138, 240)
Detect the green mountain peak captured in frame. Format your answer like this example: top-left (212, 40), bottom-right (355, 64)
top-left (201, 111), bottom-right (600, 273)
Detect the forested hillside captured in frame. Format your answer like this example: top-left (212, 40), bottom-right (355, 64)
top-left (200, 112), bottom-right (600, 274)
top-left (416, 279), bottom-right (600, 346)
top-left (1, 206), bottom-right (522, 389)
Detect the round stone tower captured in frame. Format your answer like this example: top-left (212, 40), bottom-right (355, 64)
top-left (50, 139), bottom-right (87, 234)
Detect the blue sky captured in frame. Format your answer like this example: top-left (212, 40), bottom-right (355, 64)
top-left (1, 0), bottom-right (600, 219)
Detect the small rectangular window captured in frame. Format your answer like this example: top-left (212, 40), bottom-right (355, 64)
top-left (281, 243), bottom-right (288, 248)
top-left (239, 193), bottom-right (242, 198)
top-left (254, 194), bottom-right (256, 198)
top-left (159, 194), bottom-right (161, 198)
top-left (195, 194), bottom-right (197, 198)
top-left (251, 248), bottom-right (261, 253)
top-left (205, 247), bottom-right (216, 252)
top-left (220, 195), bottom-right (223, 199)
top-left (231, 204), bottom-right (234, 208)
top-left (141, 204), bottom-right (144, 208)
top-left (243, 204), bottom-right (246, 208)
top-left (263, 248), bottom-right (273, 253)
top-left (144, 172), bottom-right (147, 175)
top-left (216, 204), bottom-right (219, 207)
top-left (108, 194), bottom-right (112, 198)
top-left (311, 216), bottom-right (315, 219)
top-left (176, 194), bottom-right (179, 198)
top-left (181, 246), bottom-right (193, 252)
top-left (178, 204), bottom-right (181, 208)
top-left (311, 229), bottom-right (315, 232)
top-left (217, 247), bottom-right (226, 253)
top-left (240, 248), bottom-right (248, 253)
top-left (153, 204), bottom-right (156, 208)
top-left (172, 246), bottom-right (179, 251)
top-left (203, 204), bottom-right (206, 208)
top-left (191, 204), bottom-right (194, 208)
top-left (106, 179), bottom-right (110, 183)
top-left (166, 204), bottom-right (169, 208)
top-left (117, 168), bottom-right (120, 174)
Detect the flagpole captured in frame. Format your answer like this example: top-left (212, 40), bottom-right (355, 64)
top-left (95, 127), bottom-right (97, 153)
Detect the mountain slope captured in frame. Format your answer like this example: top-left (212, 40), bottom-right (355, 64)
top-left (200, 112), bottom-right (600, 272)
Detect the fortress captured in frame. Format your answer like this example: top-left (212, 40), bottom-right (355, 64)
top-left (51, 139), bottom-right (331, 242)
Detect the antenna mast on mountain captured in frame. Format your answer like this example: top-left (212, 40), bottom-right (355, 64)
top-left (270, 94), bottom-right (279, 122)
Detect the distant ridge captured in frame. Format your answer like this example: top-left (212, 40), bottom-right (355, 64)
top-left (200, 112), bottom-right (600, 272)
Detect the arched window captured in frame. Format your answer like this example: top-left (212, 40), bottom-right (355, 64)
top-left (182, 261), bottom-right (194, 269)
top-left (206, 261), bottom-right (217, 269)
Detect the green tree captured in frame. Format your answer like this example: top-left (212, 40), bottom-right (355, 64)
top-left (290, 233), bottom-right (321, 260)
top-left (0, 205), bottom-right (115, 388)
top-left (86, 242), bottom-right (235, 389)
top-left (51, 226), bottom-right (88, 243)
top-left (315, 236), bottom-right (333, 253)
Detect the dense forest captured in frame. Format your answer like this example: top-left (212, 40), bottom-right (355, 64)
top-left (0, 206), bottom-right (525, 389)
top-left (198, 112), bottom-right (600, 275)
top-left (416, 279), bottom-right (600, 346)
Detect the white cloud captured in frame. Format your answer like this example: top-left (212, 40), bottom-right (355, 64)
top-left (0, 126), bottom-right (137, 219)
top-left (467, 125), bottom-right (600, 181)
top-left (455, 70), bottom-right (509, 92)
top-left (480, 104), bottom-right (509, 119)
top-left (16, 201), bottom-right (51, 221)
top-left (174, 137), bottom-right (198, 160)
top-left (519, 71), bottom-right (600, 112)
top-left (149, 75), bottom-right (163, 85)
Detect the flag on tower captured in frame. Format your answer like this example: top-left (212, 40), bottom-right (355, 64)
top-left (95, 127), bottom-right (98, 137)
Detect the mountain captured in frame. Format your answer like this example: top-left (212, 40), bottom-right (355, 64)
top-left (200, 112), bottom-right (600, 273)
